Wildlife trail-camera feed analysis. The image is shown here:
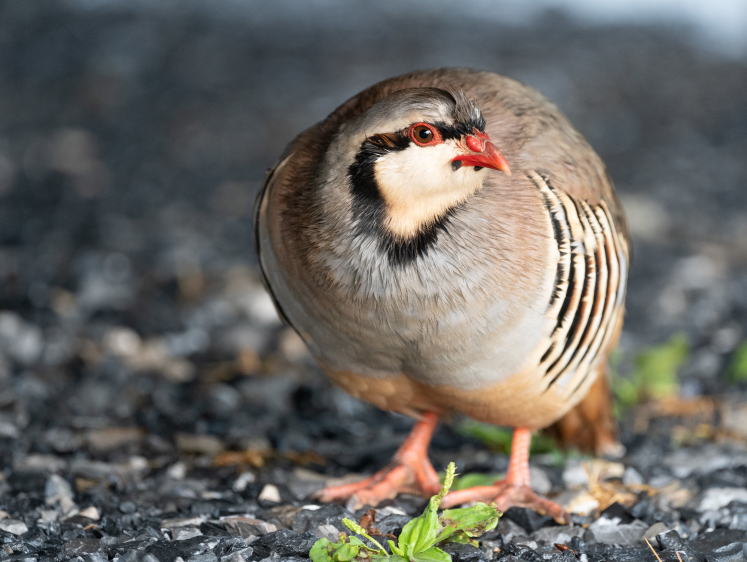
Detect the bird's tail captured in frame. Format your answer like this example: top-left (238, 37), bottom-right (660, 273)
top-left (544, 363), bottom-right (621, 456)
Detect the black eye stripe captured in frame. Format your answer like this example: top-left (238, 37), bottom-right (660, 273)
top-left (433, 117), bottom-right (487, 141)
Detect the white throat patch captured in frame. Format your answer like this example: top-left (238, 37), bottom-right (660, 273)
top-left (373, 140), bottom-right (487, 238)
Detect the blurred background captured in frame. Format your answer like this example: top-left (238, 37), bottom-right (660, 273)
top-left (1, 0), bottom-right (747, 484)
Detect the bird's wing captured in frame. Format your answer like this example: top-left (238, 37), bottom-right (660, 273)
top-left (253, 153), bottom-right (298, 331)
top-left (526, 169), bottom-right (629, 399)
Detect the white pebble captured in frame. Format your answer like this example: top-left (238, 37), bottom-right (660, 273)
top-left (232, 471), bottom-right (256, 492)
top-left (166, 462), bottom-right (187, 480)
top-left (316, 524), bottom-right (341, 542)
top-left (622, 467), bottom-right (644, 486)
top-left (0, 519), bottom-right (28, 536)
top-left (529, 466), bottom-right (552, 494)
top-left (699, 488), bottom-right (747, 511)
top-left (173, 527), bottom-right (203, 541)
top-left (258, 484), bottom-right (281, 503)
top-left (79, 506), bottom-right (100, 521)
top-left (562, 463), bottom-right (588, 487)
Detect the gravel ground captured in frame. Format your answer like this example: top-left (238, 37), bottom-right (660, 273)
top-left (1, 1), bottom-right (747, 561)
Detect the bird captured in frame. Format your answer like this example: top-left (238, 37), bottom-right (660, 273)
top-left (254, 68), bottom-right (629, 523)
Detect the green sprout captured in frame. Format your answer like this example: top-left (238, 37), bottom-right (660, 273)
top-left (458, 421), bottom-right (561, 455)
top-left (449, 472), bottom-right (500, 491)
top-left (309, 462), bottom-right (501, 562)
top-left (612, 332), bottom-right (689, 415)
top-left (726, 341), bottom-right (747, 384)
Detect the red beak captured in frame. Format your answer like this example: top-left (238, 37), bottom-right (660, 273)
top-left (452, 132), bottom-right (511, 176)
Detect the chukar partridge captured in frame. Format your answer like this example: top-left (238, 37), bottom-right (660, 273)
top-left (254, 68), bottom-right (629, 522)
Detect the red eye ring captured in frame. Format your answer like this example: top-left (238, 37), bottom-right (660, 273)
top-left (408, 123), bottom-right (442, 146)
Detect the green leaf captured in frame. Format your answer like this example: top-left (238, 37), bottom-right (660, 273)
top-left (450, 473), bottom-right (500, 491)
top-left (726, 341), bottom-right (747, 383)
top-left (611, 333), bottom-right (690, 413)
top-left (309, 538), bottom-right (336, 562)
top-left (398, 462), bottom-right (456, 557)
top-left (309, 534), bottom-right (382, 562)
top-left (435, 503), bottom-right (501, 544)
top-left (389, 540), bottom-right (403, 556)
top-left (633, 332), bottom-right (688, 399)
top-left (457, 422), bottom-right (513, 452)
top-left (342, 518), bottom-right (387, 555)
top-left (612, 377), bottom-right (639, 411)
top-left (457, 421), bottom-right (560, 454)
top-left (411, 546), bottom-right (452, 562)
top-left (334, 543), bottom-right (360, 561)
top-left (398, 490), bottom-right (439, 555)
top-left (311, 461), bottom-right (502, 562)
top-left (530, 432), bottom-right (562, 454)
top-left (441, 533), bottom-right (474, 546)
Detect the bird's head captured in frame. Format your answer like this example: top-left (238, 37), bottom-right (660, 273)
top-left (330, 86), bottom-right (511, 241)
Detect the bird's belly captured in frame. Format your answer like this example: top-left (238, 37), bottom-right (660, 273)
top-left (302, 288), bottom-right (554, 392)
top-left (257, 202), bottom-right (558, 397)
top-left (323, 359), bottom-right (591, 430)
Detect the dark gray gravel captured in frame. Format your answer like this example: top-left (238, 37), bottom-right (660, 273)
top-left (1, 1), bottom-right (747, 561)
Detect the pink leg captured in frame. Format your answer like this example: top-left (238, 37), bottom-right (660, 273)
top-left (441, 428), bottom-right (570, 524)
top-left (314, 412), bottom-right (442, 510)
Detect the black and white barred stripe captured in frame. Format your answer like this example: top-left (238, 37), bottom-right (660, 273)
top-left (529, 171), bottom-right (628, 398)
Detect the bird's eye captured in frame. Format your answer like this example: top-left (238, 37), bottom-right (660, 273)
top-left (409, 123), bottom-right (442, 146)
top-left (414, 126), bottom-right (432, 142)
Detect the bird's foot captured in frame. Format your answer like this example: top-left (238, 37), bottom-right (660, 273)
top-left (440, 480), bottom-right (570, 524)
top-left (313, 457), bottom-right (442, 511)
top-left (313, 412), bottom-right (441, 511)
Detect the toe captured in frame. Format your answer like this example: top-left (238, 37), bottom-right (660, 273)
top-left (441, 485), bottom-right (503, 509)
top-left (442, 482), bottom-right (570, 524)
top-left (495, 485), bottom-right (570, 524)
top-left (314, 461), bottom-right (438, 507)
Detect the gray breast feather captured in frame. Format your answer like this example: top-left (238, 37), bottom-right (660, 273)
top-left (258, 174), bottom-right (559, 390)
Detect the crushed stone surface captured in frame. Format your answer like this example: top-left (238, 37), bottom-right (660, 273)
top-left (1, 1), bottom-right (747, 561)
